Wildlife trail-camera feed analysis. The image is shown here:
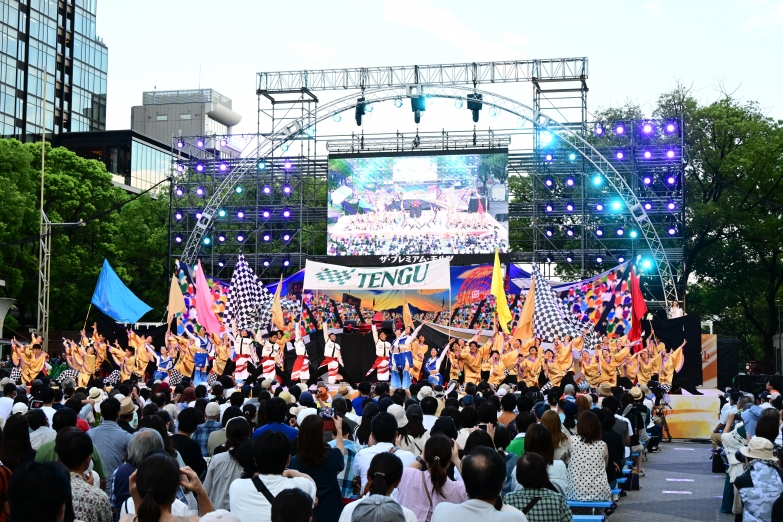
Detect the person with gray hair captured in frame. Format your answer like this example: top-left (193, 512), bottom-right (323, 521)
top-left (108, 428), bottom-right (164, 515)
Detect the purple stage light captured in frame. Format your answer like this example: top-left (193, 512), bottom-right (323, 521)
top-left (667, 202), bottom-right (676, 210)
top-left (237, 210), bottom-right (245, 218)
top-left (665, 122), bottom-right (677, 134)
top-left (219, 163), bottom-right (228, 172)
top-left (195, 212), bottom-right (202, 219)
top-left (545, 178), bottom-right (553, 187)
top-left (643, 151), bottom-right (652, 159)
top-left (667, 175), bottom-right (677, 185)
top-left (176, 140), bottom-right (184, 149)
top-left (263, 259), bottom-right (270, 267)
top-left (668, 227), bottom-right (677, 236)
top-left (642, 175), bottom-right (652, 184)
top-left (236, 234), bottom-right (245, 242)
top-left (195, 187), bottom-right (204, 196)
top-left (595, 125), bottom-right (604, 136)
top-left (596, 203), bottom-right (604, 211)
top-left (616, 228), bottom-right (624, 236)
top-left (615, 124), bottom-right (625, 135)
top-left (220, 139), bottom-right (228, 147)
top-left (566, 201), bottom-right (575, 211)
top-left (545, 203), bottom-right (553, 212)
top-left (176, 163), bottom-right (185, 172)
top-left (283, 233), bottom-right (291, 241)
top-left (546, 228), bottom-right (554, 237)
top-left (283, 259), bottom-right (290, 267)
top-left (282, 184), bottom-right (292, 195)
top-left (545, 153), bottom-right (553, 162)
top-left (644, 202), bottom-right (653, 210)
top-left (642, 123), bottom-right (653, 134)
top-left (596, 255), bottom-right (603, 263)
top-left (284, 160), bottom-right (292, 169)
top-left (616, 151), bottom-right (625, 160)
top-left (565, 178), bottom-right (575, 187)
top-left (262, 210), bottom-right (271, 218)
top-left (174, 236), bottom-right (182, 243)
top-left (175, 187), bottom-right (184, 197)
top-left (218, 234), bottom-right (226, 242)
top-left (666, 150), bottom-right (675, 159)
top-left (196, 164), bottom-right (204, 172)
top-left (282, 209), bottom-right (291, 218)
top-left (196, 139), bottom-right (204, 148)
top-left (262, 185), bottom-right (271, 194)
top-left (566, 228), bottom-right (574, 237)
top-left (596, 228), bottom-right (604, 236)
top-left (175, 211), bottom-right (183, 220)
top-left (262, 233), bottom-right (271, 242)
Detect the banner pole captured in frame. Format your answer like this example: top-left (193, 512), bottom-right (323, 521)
top-left (83, 302), bottom-right (92, 332)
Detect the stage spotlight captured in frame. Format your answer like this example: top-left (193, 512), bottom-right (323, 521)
top-left (545, 228), bottom-right (554, 237)
top-left (203, 237), bottom-right (212, 246)
top-left (196, 138), bottom-right (204, 148)
top-left (565, 177), bottom-right (575, 187)
top-left (218, 259), bottom-right (225, 268)
top-left (220, 138), bottom-right (228, 147)
top-left (410, 94), bottom-right (426, 124)
top-left (454, 99), bottom-right (463, 109)
top-left (615, 151), bottom-right (625, 160)
top-left (642, 122), bottom-right (654, 134)
top-left (257, 159), bottom-right (267, 171)
top-left (596, 228), bottom-right (604, 236)
top-left (568, 152), bottom-right (577, 162)
top-left (365, 103), bottom-right (374, 113)
top-left (488, 107), bottom-right (498, 117)
top-left (176, 139), bottom-right (184, 149)
top-left (236, 233), bottom-right (245, 242)
top-left (596, 203), bottom-right (604, 211)
top-left (642, 175), bottom-right (652, 185)
top-left (644, 201), bottom-right (653, 210)
top-left (262, 232), bottom-right (271, 242)
top-left (283, 232), bottom-right (291, 241)
top-left (195, 212), bottom-right (202, 219)
top-left (566, 228), bottom-right (575, 237)
top-left (237, 210), bottom-right (245, 219)
top-left (262, 185), bottom-right (272, 195)
top-left (615, 123), bottom-right (625, 135)
top-left (630, 230), bottom-right (638, 238)
top-left (668, 226), bottom-right (677, 236)
top-left (545, 202), bottom-right (554, 212)
top-left (174, 235), bottom-right (182, 243)
top-left (566, 200), bottom-right (575, 212)
top-left (544, 153), bottom-right (553, 162)
top-left (667, 202), bottom-right (676, 210)
top-left (665, 122), bottom-right (678, 134)
top-left (643, 150), bottom-right (652, 159)
top-left (611, 200), bottom-right (622, 211)
top-left (666, 149), bottom-right (676, 159)
top-left (218, 233), bottom-right (226, 243)
top-left (175, 210), bottom-right (183, 220)
top-left (544, 177), bottom-right (554, 188)
top-left (516, 117), bottom-right (526, 128)
top-left (219, 163), bottom-right (228, 172)
top-left (616, 227), bottom-right (625, 236)
top-left (394, 97), bottom-right (403, 108)
top-left (593, 175), bottom-right (602, 185)
top-left (596, 255), bottom-right (603, 263)
top-left (594, 125), bottom-right (604, 136)
top-left (176, 164), bottom-right (185, 172)
top-left (545, 252), bottom-right (553, 263)
top-left (618, 255), bottom-right (626, 263)
top-left (666, 174), bottom-right (677, 185)
top-left (282, 209), bottom-right (291, 218)
top-left (263, 259), bottom-right (271, 267)
top-left (235, 185), bottom-right (243, 194)
top-left (195, 164), bottom-right (204, 172)
top-left (566, 252), bottom-right (574, 263)
top-left (355, 97), bottom-right (366, 126)
top-left (284, 159), bottom-right (292, 169)
top-left (540, 131), bottom-right (553, 146)
top-left (262, 210), bottom-right (271, 218)
top-left (642, 259), bottom-right (652, 269)
top-left (333, 112), bottom-right (342, 122)
top-left (467, 93), bottom-right (483, 122)
top-left (195, 187), bottom-right (205, 196)
top-left (283, 258), bottom-right (291, 267)
top-left (217, 209), bottom-right (227, 218)
top-left (282, 184), bottom-right (292, 195)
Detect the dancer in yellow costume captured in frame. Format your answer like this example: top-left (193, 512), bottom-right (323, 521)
top-left (459, 330), bottom-right (495, 384)
top-left (656, 340), bottom-right (686, 391)
top-left (596, 345), bottom-right (629, 386)
top-left (577, 349), bottom-right (601, 388)
top-left (109, 341), bottom-right (136, 382)
top-left (519, 339), bottom-right (544, 387)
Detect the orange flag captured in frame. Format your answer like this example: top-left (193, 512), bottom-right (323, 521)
top-left (167, 275), bottom-right (187, 326)
top-left (270, 275), bottom-right (285, 331)
top-left (512, 275), bottom-right (535, 343)
top-left (403, 300), bottom-right (413, 329)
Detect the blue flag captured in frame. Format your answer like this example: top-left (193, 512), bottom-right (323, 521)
top-left (91, 259), bottom-right (153, 323)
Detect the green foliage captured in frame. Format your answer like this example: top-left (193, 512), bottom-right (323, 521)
top-left (0, 139), bottom-right (168, 333)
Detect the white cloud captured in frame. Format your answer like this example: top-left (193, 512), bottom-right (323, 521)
top-left (743, 0), bottom-right (783, 29)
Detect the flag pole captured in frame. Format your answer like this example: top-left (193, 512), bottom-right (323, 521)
top-left (82, 303), bottom-right (92, 332)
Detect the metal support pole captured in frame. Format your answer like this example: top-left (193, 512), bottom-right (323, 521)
top-left (37, 70), bottom-right (49, 351)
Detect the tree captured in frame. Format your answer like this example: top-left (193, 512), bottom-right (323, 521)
top-left (0, 140), bottom-right (169, 333)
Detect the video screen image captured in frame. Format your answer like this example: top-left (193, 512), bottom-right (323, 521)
top-left (327, 150), bottom-right (509, 257)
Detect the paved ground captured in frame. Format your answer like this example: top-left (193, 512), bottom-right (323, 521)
top-left (610, 440), bottom-right (731, 522)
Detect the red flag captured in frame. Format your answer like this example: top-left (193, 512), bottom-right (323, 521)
top-left (628, 266), bottom-right (648, 346)
top-left (478, 198), bottom-right (484, 215)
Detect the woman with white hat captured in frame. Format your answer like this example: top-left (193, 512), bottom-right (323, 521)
top-left (734, 437), bottom-right (783, 521)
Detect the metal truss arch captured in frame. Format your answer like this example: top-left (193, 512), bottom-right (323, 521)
top-left (184, 85), bottom-right (677, 305)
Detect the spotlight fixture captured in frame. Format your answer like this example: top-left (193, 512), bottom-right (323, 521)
top-left (333, 112), bottom-right (342, 122)
top-left (545, 228), bottom-right (554, 237)
top-left (262, 185), bottom-right (272, 195)
top-left (630, 230), bottom-right (638, 238)
top-left (668, 226), bottom-right (677, 236)
top-left (236, 233), bottom-right (245, 242)
top-left (596, 255), bottom-right (603, 263)
top-left (615, 151), bottom-right (625, 160)
top-left (174, 210), bottom-right (183, 220)
top-left (566, 228), bottom-right (574, 237)
top-left (611, 201), bottom-right (622, 211)
top-left (237, 210), bottom-right (245, 219)
top-left (596, 203), bottom-right (604, 211)
top-left (196, 138), bottom-right (204, 148)
top-left (394, 97), bottom-right (403, 108)
top-left (642, 175), bottom-right (652, 185)
top-left (643, 150), bottom-right (652, 159)
top-left (488, 106), bottom-right (499, 117)
top-left (283, 159), bottom-right (292, 169)
top-left (667, 202), bottom-right (676, 210)
top-left (545, 252), bottom-right (553, 263)
top-left (664, 122), bottom-right (678, 134)
top-left (593, 175), bottom-right (602, 186)
top-left (262, 232), bottom-right (271, 242)
top-left (195, 164), bottom-right (204, 172)
top-left (615, 124), bottom-right (625, 135)
top-left (282, 209), bottom-right (291, 218)
top-left (176, 139), bottom-right (184, 149)
top-left (617, 255), bottom-right (626, 263)
top-left (565, 177), bottom-right (575, 187)
top-left (282, 184), bottom-right (292, 195)
top-left (666, 149), bottom-right (676, 159)
top-left (644, 201), bottom-right (653, 210)
top-left (410, 92), bottom-right (426, 124)
top-left (642, 259), bottom-right (652, 269)
top-left (642, 122), bottom-right (654, 134)
top-left (195, 187), bottom-right (205, 196)
top-left (616, 227), bottom-right (625, 236)
top-left (566, 252), bottom-right (574, 263)
top-left (282, 233), bottom-right (291, 241)
top-left (219, 163), bottom-right (228, 172)
top-left (217, 209), bottom-right (227, 218)
top-left (467, 93), bottom-right (483, 122)
top-left (263, 259), bottom-right (271, 267)
top-left (544, 178), bottom-right (554, 188)
top-left (568, 152), bottom-right (577, 161)
top-left (234, 185), bottom-right (244, 194)
top-left (195, 212), bottom-right (202, 219)
top-left (594, 125), bottom-right (604, 136)
top-left (595, 228), bottom-right (604, 236)
top-left (218, 233), bottom-right (226, 242)
top-left (174, 235), bottom-right (182, 243)
top-left (283, 258), bottom-right (291, 267)
top-left (365, 103), bottom-right (374, 113)
top-left (202, 237), bottom-right (212, 246)
top-left (666, 174), bottom-right (677, 185)
top-left (220, 138), bottom-right (228, 147)
top-left (218, 259), bottom-right (225, 268)
top-left (355, 97), bottom-right (366, 126)
top-left (540, 131), bottom-right (553, 146)
top-left (566, 200), bottom-right (575, 212)
top-left (544, 153), bottom-right (553, 162)
top-left (262, 210), bottom-right (271, 218)
top-left (545, 202), bottom-right (554, 212)
top-left (257, 159), bottom-right (267, 171)
top-left (176, 163), bottom-right (184, 172)
top-left (454, 99), bottom-right (463, 109)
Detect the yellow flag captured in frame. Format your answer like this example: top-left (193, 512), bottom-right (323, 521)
top-left (403, 300), bottom-right (413, 329)
top-left (491, 250), bottom-right (513, 334)
top-left (270, 275), bottom-right (285, 331)
top-left (513, 275), bottom-right (535, 342)
top-left (167, 275), bottom-right (187, 326)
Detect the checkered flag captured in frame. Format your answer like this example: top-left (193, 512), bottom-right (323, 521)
top-left (532, 264), bottom-right (596, 345)
top-left (225, 254), bottom-right (270, 331)
top-left (314, 267), bottom-right (357, 286)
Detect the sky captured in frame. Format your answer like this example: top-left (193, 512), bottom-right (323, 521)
top-left (98, 0), bottom-right (783, 138)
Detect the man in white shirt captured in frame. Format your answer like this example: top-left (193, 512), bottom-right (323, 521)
top-left (420, 396), bottom-right (439, 430)
top-left (0, 383), bottom-right (16, 420)
top-left (229, 430), bottom-right (317, 522)
top-left (669, 301), bottom-right (684, 318)
top-left (353, 412), bottom-right (415, 491)
top-left (432, 446), bottom-right (526, 522)
top-left (39, 387), bottom-right (57, 425)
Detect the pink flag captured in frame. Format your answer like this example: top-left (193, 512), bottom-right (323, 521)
top-left (194, 260), bottom-right (223, 335)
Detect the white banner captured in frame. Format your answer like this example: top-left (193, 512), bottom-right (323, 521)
top-left (304, 258), bottom-right (451, 290)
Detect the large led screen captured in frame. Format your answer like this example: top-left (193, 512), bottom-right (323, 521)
top-left (327, 149), bottom-right (509, 258)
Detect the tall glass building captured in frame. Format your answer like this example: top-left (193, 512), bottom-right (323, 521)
top-left (0, 0), bottom-right (108, 140)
